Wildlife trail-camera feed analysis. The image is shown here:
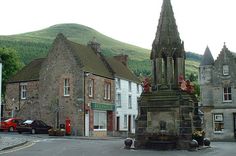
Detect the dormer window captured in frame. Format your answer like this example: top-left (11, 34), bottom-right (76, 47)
top-left (223, 65), bottom-right (229, 75)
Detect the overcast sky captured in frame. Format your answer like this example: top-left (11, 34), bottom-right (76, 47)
top-left (1, 0), bottom-right (236, 59)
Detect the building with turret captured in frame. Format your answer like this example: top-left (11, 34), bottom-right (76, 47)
top-left (199, 44), bottom-right (236, 141)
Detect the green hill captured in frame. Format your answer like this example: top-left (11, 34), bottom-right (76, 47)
top-left (0, 23), bottom-right (201, 78)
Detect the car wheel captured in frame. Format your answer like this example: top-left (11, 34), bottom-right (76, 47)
top-left (31, 129), bottom-right (36, 134)
top-left (18, 131), bottom-right (22, 134)
top-left (9, 127), bottom-right (14, 132)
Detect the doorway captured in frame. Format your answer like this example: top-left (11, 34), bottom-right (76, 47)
top-left (128, 115), bottom-right (131, 132)
top-left (85, 111), bottom-right (89, 136)
top-left (116, 116), bottom-right (120, 131)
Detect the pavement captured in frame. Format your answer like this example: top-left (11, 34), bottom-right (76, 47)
top-left (0, 136), bottom-right (29, 151)
top-left (0, 134), bottom-right (212, 152)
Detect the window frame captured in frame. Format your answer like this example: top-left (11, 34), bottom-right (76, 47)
top-left (128, 95), bottom-right (132, 109)
top-left (88, 79), bottom-right (94, 98)
top-left (116, 78), bottom-right (121, 89)
top-left (116, 93), bottom-right (121, 107)
top-left (104, 82), bottom-right (111, 100)
top-left (93, 110), bottom-right (107, 131)
top-left (223, 87), bottom-right (232, 102)
top-left (20, 83), bottom-right (27, 100)
top-left (128, 81), bottom-right (132, 92)
top-left (223, 65), bottom-right (229, 76)
top-left (213, 113), bottom-right (224, 133)
top-left (64, 78), bottom-right (70, 96)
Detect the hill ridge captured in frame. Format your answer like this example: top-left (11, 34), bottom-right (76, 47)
top-left (0, 23), bottom-right (201, 77)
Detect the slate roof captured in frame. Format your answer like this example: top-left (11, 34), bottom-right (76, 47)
top-left (106, 57), bottom-right (140, 83)
top-left (200, 46), bottom-right (214, 66)
top-left (8, 58), bottom-right (45, 83)
top-left (66, 40), bottom-right (113, 79)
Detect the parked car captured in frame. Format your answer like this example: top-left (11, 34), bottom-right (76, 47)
top-left (17, 120), bottom-right (52, 134)
top-left (0, 118), bottom-right (23, 132)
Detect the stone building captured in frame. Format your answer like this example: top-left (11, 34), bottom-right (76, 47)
top-left (5, 34), bottom-right (118, 136)
top-left (199, 44), bottom-right (236, 141)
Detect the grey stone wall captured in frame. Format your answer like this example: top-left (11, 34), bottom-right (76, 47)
top-left (4, 81), bottom-right (39, 119)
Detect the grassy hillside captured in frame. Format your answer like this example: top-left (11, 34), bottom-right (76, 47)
top-left (0, 23), bottom-right (201, 77)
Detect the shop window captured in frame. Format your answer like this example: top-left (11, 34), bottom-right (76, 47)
top-left (94, 111), bottom-right (107, 130)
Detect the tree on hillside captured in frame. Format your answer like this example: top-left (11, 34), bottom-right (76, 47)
top-left (0, 47), bottom-right (24, 94)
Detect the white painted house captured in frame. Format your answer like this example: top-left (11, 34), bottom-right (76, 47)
top-left (115, 78), bottom-right (141, 133)
top-left (106, 55), bottom-right (141, 134)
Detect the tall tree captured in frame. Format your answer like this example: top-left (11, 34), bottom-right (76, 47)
top-left (0, 47), bottom-right (24, 94)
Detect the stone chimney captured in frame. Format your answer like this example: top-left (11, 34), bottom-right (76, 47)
top-left (87, 37), bottom-right (101, 53)
top-left (114, 54), bottom-right (128, 67)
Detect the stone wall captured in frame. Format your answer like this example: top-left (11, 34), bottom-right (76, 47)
top-left (84, 74), bottom-right (115, 136)
top-left (39, 37), bottom-right (85, 135)
top-left (5, 81), bottom-right (39, 119)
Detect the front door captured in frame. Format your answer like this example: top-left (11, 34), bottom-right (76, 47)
top-left (128, 115), bottom-right (131, 132)
top-left (233, 113), bottom-right (236, 139)
top-left (116, 117), bottom-right (120, 131)
top-left (85, 111), bottom-right (89, 137)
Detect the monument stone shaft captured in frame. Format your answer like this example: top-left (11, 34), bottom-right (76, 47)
top-left (135, 0), bottom-right (200, 150)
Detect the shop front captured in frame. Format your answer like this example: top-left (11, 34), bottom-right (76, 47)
top-left (91, 102), bottom-right (114, 137)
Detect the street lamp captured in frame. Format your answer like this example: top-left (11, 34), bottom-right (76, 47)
top-left (0, 57), bottom-right (2, 122)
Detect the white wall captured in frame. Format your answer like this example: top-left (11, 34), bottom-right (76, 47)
top-left (115, 78), bottom-right (141, 133)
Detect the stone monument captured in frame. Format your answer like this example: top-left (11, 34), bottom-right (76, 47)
top-left (135, 0), bottom-right (201, 150)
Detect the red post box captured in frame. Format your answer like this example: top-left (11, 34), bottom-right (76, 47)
top-left (65, 117), bottom-right (71, 135)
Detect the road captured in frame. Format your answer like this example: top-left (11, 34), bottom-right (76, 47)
top-left (1, 134), bottom-right (236, 156)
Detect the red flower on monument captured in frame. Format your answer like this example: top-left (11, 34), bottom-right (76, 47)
top-left (142, 78), bottom-right (151, 93)
top-left (179, 75), bottom-right (194, 93)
